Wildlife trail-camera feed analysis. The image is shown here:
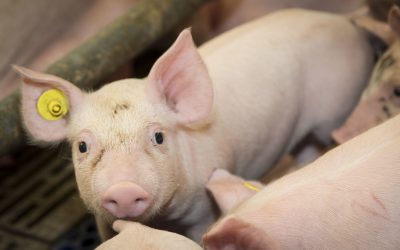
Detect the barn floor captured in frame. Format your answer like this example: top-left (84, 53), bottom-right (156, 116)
top-left (0, 146), bottom-right (101, 250)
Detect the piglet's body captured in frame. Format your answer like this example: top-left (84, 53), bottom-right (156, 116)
top-left (18, 9), bottom-right (373, 240)
top-left (205, 114), bottom-right (400, 250)
top-left (191, 8), bottom-right (374, 182)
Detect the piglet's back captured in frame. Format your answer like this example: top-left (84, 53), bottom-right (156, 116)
top-left (198, 9), bottom-right (374, 178)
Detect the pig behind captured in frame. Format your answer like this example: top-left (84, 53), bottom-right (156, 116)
top-left (204, 114), bottom-right (400, 250)
top-left (333, 4), bottom-right (400, 143)
top-left (17, 9), bottom-right (374, 241)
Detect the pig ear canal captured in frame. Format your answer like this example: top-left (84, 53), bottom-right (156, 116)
top-left (147, 29), bottom-right (213, 127)
top-left (14, 66), bottom-right (84, 143)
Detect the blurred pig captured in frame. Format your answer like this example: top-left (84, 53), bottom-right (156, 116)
top-left (205, 114), bottom-right (400, 250)
top-left (17, 9), bottom-right (374, 241)
top-left (333, 5), bottom-right (400, 143)
top-left (96, 220), bottom-right (202, 250)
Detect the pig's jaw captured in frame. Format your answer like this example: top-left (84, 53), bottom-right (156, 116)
top-left (150, 131), bottom-right (222, 238)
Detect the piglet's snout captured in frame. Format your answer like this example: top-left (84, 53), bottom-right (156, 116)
top-left (102, 181), bottom-right (151, 218)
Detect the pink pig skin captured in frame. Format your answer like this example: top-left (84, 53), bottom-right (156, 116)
top-left (95, 220), bottom-right (202, 250)
top-left (206, 168), bottom-right (264, 215)
top-left (204, 114), bottom-right (400, 250)
top-left (333, 5), bottom-right (400, 144)
top-left (17, 9), bottom-right (374, 241)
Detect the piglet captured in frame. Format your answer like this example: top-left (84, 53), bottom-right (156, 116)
top-left (333, 5), bottom-right (400, 143)
top-left (96, 220), bottom-right (202, 250)
top-left (204, 114), bottom-right (400, 250)
top-left (17, 9), bottom-right (374, 241)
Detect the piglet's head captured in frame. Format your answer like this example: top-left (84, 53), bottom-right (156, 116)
top-left (17, 29), bottom-right (213, 225)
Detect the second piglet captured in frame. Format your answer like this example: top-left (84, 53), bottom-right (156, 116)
top-left (333, 4), bottom-right (400, 143)
top-left (17, 9), bottom-right (374, 241)
top-left (205, 114), bottom-right (400, 250)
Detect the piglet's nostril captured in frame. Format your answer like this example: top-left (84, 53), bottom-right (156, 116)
top-left (135, 198), bottom-right (145, 203)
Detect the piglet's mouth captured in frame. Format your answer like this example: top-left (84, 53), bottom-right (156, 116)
top-left (99, 204), bottom-right (155, 225)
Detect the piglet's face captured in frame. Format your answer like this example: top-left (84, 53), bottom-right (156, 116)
top-left (17, 29), bottom-right (214, 224)
top-left (68, 80), bottom-right (179, 223)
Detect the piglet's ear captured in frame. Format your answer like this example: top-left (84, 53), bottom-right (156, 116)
top-left (207, 169), bottom-right (261, 215)
top-left (203, 216), bottom-right (267, 250)
top-left (14, 66), bottom-right (84, 143)
top-left (350, 8), bottom-right (394, 44)
top-left (146, 29), bottom-right (213, 125)
top-left (389, 5), bottom-right (400, 38)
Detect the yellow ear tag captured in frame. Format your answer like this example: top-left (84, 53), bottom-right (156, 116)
top-left (37, 89), bottom-right (69, 121)
top-left (243, 182), bottom-right (261, 192)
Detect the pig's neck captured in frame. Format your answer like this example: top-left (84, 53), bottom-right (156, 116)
top-left (207, 86), bottom-right (310, 179)
top-left (166, 109), bottom-right (314, 240)
top-left (174, 126), bottom-right (228, 199)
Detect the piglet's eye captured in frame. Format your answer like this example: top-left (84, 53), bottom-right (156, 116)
top-left (394, 87), bottom-right (400, 97)
top-left (78, 141), bottom-right (88, 153)
top-left (154, 132), bottom-right (163, 145)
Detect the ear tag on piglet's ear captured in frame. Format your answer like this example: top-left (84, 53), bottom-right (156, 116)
top-left (243, 182), bottom-right (261, 192)
top-left (37, 89), bottom-right (69, 121)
